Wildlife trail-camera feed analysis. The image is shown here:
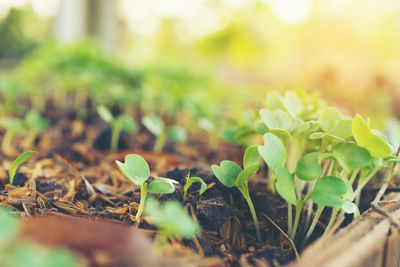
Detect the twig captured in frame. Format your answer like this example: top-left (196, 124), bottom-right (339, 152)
top-left (370, 147), bottom-right (400, 230)
top-left (261, 213), bottom-right (299, 261)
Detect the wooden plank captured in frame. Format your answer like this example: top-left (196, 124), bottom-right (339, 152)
top-left (289, 194), bottom-right (400, 267)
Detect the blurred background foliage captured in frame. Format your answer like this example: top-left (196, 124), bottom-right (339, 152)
top-left (0, 0), bottom-right (400, 131)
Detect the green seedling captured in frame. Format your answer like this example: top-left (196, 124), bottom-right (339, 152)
top-left (115, 154), bottom-right (178, 220)
top-left (142, 114), bottom-right (187, 152)
top-left (145, 198), bottom-right (200, 244)
top-left (212, 145), bottom-right (262, 242)
top-left (183, 173), bottom-right (207, 202)
top-left (97, 105), bottom-right (138, 151)
top-left (23, 110), bottom-right (50, 148)
top-left (0, 117), bottom-right (27, 153)
top-left (9, 151), bottom-right (38, 185)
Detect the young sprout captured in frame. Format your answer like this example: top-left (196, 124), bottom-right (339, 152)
top-left (0, 117), bottom-right (27, 153)
top-left (142, 114), bottom-right (187, 152)
top-left (145, 198), bottom-right (200, 244)
top-left (115, 154), bottom-right (178, 220)
top-left (97, 105), bottom-right (138, 151)
top-left (183, 173), bottom-right (207, 202)
top-left (9, 151), bottom-right (38, 184)
top-left (23, 110), bottom-right (50, 148)
top-left (212, 145), bottom-right (262, 242)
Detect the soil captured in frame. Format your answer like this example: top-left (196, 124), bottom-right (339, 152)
top-left (0, 113), bottom-right (378, 266)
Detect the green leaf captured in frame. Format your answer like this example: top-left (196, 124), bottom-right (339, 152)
top-left (184, 177), bottom-right (207, 196)
top-left (259, 109), bottom-right (292, 131)
top-left (265, 90), bottom-right (284, 111)
top-left (319, 108), bottom-right (352, 139)
top-left (274, 166), bottom-right (297, 205)
top-left (341, 201), bottom-right (359, 217)
top-left (310, 176), bottom-right (348, 207)
top-left (352, 114), bottom-right (393, 158)
top-left (0, 118), bottom-right (27, 135)
top-left (236, 164), bottom-right (260, 186)
top-left (147, 177), bottom-right (177, 194)
top-left (116, 115), bottom-right (138, 133)
top-left (115, 154), bottom-right (150, 185)
top-left (295, 152), bottom-right (322, 181)
top-left (258, 133), bottom-right (287, 171)
top-left (9, 151), bottom-right (38, 184)
top-left (167, 126), bottom-right (187, 143)
top-left (25, 110), bottom-right (50, 131)
top-left (333, 143), bottom-right (371, 171)
top-left (96, 105), bottom-right (114, 123)
top-left (243, 145), bottom-right (261, 169)
top-left (309, 132), bottom-right (346, 142)
top-left (142, 114), bottom-right (164, 136)
top-left (211, 161), bottom-right (242, 188)
top-left (281, 91), bottom-right (303, 117)
top-left (145, 199), bottom-right (200, 239)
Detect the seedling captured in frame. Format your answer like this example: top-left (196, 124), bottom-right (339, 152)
top-left (142, 114), bottom-right (187, 152)
top-left (183, 173), bottom-right (207, 202)
top-left (23, 110), bottom-right (50, 148)
top-left (97, 105), bottom-right (138, 151)
top-left (145, 198), bottom-right (200, 244)
top-left (115, 154), bottom-right (178, 220)
top-left (9, 151), bottom-right (38, 185)
top-left (0, 117), bottom-right (27, 153)
top-left (212, 145), bottom-right (262, 242)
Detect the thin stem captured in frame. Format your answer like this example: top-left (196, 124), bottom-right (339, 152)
top-left (288, 203), bottom-right (293, 235)
top-left (290, 200), bottom-right (304, 240)
top-left (154, 133), bottom-right (166, 152)
top-left (1, 130), bottom-right (13, 152)
top-left (110, 124), bottom-right (120, 151)
top-left (353, 170), bottom-right (378, 198)
top-left (304, 180), bottom-right (317, 230)
top-left (135, 183), bottom-right (148, 220)
top-left (241, 187), bottom-right (261, 242)
top-left (349, 168), bottom-right (360, 185)
top-left (323, 207), bottom-right (340, 236)
top-left (302, 205), bottom-right (324, 247)
top-left (320, 136), bottom-right (329, 152)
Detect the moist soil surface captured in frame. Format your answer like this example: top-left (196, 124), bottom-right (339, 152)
top-left (0, 115), bottom-right (377, 266)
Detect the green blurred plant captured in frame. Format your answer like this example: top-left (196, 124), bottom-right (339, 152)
top-left (97, 105), bottom-right (138, 151)
top-left (0, 117), bottom-right (27, 152)
top-left (145, 198), bottom-right (200, 244)
top-left (142, 114), bottom-right (187, 152)
top-left (183, 173), bottom-right (207, 202)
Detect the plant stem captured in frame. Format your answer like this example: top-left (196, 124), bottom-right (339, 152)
top-left (135, 183), bottom-right (148, 220)
top-left (349, 168), bottom-right (360, 185)
top-left (1, 130), bottom-right (13, 152)
top-left (288, 203), bottom-right (293, 235)
top-left (110, 124), bottom-right (120, 151)
top-left (242, 188), bottom-right (262, 242)
top-left (154, 133), bottom-right (166, 152)
top-left (323, 207), bottom-right (339, 236)
top-left (290, 200), bottom-right (304, 240)
top-left (302, 205), bottom-right (324, 247)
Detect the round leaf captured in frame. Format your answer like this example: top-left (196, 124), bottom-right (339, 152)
top-left (96, 105), bottom-right (114, 123)
top-left (352, 114), bottom-right (393, 158)
top-left (211, 160), bottom-right (242, 188)
top-left (243, 145), bottom-right (261, 169)
top-left (274, 166), bottom-right (297, 205)
top-left (115, 154), bottom-right (150, 185)
top-left (333, 143), bottom-right (371, 171)
top-left (167, 125), bottom-right (187, 143)
top-left (116, 115), bottom-right (138, 133)
top-left (295, 152), bottom-right (322, 181)
top-left (258, 133), bottom-right (287, 171)
top-left (148, 177), bottom-right (177, 194)
top-left (142, 114), bottom-right (164, 136)
top-left (310, 176), bottom-right (348, 207)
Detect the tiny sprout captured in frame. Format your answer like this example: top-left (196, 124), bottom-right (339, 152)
top-left (115, 154), bottom-right (177, 220)
top-left (0, 117), bottom-right (27, 152)
top-left (145, 198), bottom-right (200, 244)
top-left (97, 105), bottom-right (138, 151)
top-left (212, 145), bottom-right (262, 242)
top-left (142, 114), bottom-right (187, 152)
top-left (9, 151), bottom-right (38, 185)
top-left (23, 110), bottom-right (50, 148)
top-left (183, 173), bottom-right (207, 202)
